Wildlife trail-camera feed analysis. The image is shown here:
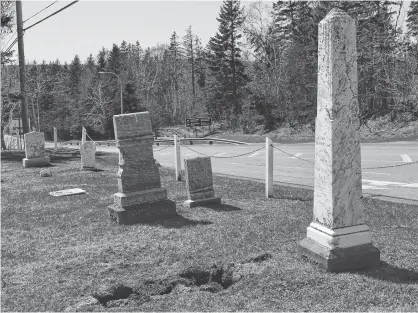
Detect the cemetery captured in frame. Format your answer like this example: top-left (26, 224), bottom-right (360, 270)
top-left (1, 6), bottom-right (417, 313)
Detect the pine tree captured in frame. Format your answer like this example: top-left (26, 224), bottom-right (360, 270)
top-left (183, 26), bottom-right (196, 111)
top-left (207, 0), bottom-right (248, 120)
top-left (406, 1), bottom-right (418, 39)
top-left (169, 31), bottom-right (183, 121)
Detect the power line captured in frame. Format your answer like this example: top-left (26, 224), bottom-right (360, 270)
top-left (23, 0), bottom-right (79, 32)
top-left (3, 30), bottom-right (17, 47)
top-left (23, 1), bottom-right (59, 24)
top-left (4, 38), bottom-right (18, 54)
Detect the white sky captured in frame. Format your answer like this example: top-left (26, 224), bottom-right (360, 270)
top-left (2, 0), bottom-right (411, 64)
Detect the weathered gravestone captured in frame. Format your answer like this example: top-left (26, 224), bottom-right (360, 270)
top-left (22, 131), bottom-right (50, 168)
top-left (184, 157), bottom-right (221, 208)
top-left (108, 112), bottom-right (177, 224)
top-left (298, 8), bottom-right (380, 272)
top-left (81, 141), bottom-right (96, 170)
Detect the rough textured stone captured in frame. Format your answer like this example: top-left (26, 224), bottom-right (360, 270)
top-left (313, 8), bottom-right (363, 229)
top-left (299, 8), bottom-right (379, 271)
top-left (22, 131), bottom-right (50, 168)
top-left (81, 141), bottom-right (96, 169)
top-left (184, 157), bottom-right (221, 207)
top-left (110, 112), bottom-right (176, 224)
top-left (299, 238), bottom-right (380, 272)
top-left (23, 157), bottom-right (50, 168)
top-left (40, 169), bottom-right (52, 177)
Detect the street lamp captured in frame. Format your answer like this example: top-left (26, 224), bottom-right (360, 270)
top-left (99, 71), bottom-right (123, 114)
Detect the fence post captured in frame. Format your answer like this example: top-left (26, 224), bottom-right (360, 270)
top-left (53, 127), bottom-right (57, 152)
top-left (81, 127), bottom-right (86, 145)
top-left (174, 135), bottom-right (181, 181)
top-left (265, 137), bottom-right (273, 198)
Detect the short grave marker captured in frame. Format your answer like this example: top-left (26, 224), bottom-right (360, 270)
top-left (184, 156), bottom-right (221, 208)
top-left (81, 141), bottom-right (96, 170)
top-left (22, 131), bottom-right (50, 168)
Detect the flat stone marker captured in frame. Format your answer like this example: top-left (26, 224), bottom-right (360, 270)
top-left (108, 112), bottom-right (176, 224)
top-left (22, 131), bottom-right (50, 168)
top-left (298, 8), bottom-right (380, 272)
top-left (81, 141), bottom-right (96, 170)
top-left (184, 156), bottom-right (221, 208)
top-left (50, 188), bottom-right (86, 197)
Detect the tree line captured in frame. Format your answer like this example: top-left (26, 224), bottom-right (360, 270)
top-left (1, 0), bottom-right (417, 144)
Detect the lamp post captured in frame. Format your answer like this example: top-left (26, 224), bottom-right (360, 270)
top-left (99, 71), bottom-right (123, 114)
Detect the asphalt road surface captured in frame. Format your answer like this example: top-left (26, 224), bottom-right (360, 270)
top-left (86, 140), bottom-right (418, 205)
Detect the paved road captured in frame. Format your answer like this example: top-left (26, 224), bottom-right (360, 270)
top-left (84, 141), bottom-right (418, 204)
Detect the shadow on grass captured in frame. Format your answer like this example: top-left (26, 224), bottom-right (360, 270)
top-left (358, 261), bottom-right (418, 284)
top-left (1, 150), bottom-right (25, 161)
top-left (141, 214), bottom-right (213, 229)
top-left (205, 203), bottom-right (242, 211)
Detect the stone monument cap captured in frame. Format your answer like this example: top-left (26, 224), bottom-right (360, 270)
top-left (322, 7), bottom-right (352, 22)
top-left (113, 112), bottom-right (153, 144)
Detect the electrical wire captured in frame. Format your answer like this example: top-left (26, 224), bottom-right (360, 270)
top-left (23, 1), bottom-right (59, 24)
top-left (4, 38), bottom-right (18, 53)
top-left (23, 1), bottom-right (79, 32)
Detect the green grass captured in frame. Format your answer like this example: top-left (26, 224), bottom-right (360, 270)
top-left (1, 150), bottom-right (417, 312)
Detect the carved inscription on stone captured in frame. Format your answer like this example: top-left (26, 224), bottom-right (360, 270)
top-left (24, 132), bottom-right (46, 159)
top-left (81, 141), bottom-right (96, 168)
top-left (184, 157), bottom-right (215, 201)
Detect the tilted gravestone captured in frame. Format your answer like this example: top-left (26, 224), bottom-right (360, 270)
top-left (298, 8), bottom-right (380, 272)
top-left (108, 112), bottom-right (177, 224)
top-left (81, 141), bottom-right (96, 170)
top-left (184, 156), bottom-right (221, 208)
top-left (23, 131), bottom-right (50, 168)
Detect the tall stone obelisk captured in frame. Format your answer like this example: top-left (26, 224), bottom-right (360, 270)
top-left (298, 8), bottom-right (380, 272)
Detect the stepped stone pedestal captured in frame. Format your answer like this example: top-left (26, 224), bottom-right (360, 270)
top-left (108, 112), bottom-right (176, 224)
top-left (298, 8), bottom-right (380, 272)
top-left (184, 157), bottom-right (221, 208)
top-left (22, 131), bottom-right (50, 168)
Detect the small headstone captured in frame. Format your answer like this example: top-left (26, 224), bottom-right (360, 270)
top-left (298, 8), bottom-right (380, 272)
top-left (184, 156), bottom-right (221, 208)
top-left (22, 131), bottom-right (50, 168)
top-left (81, 141), bottom-right (96, 170)
top-left (108, 112), bottom-right (177, 224)
top-left (40, 169), bottom-right (52, 177)
top-left (49, 188), bottom-right (86, 197)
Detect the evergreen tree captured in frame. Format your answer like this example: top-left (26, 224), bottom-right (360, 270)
top-left (183, 26), bottom-right (196, 111)
top-left (406, 1), bottom-right (418, 39)
top-left (207, 0), bottom-right (248, 120)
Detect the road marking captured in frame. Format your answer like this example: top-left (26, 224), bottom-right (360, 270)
top-left (248, 151), bottom-right (262, 158)
top-left (159, 152), bottom-right (171, 156)
top-left (184, 153), bottom-right (195, 156)
top-left (214, 152), bottom-right (225, 156)
top-left (400, 154), bottom-right (412, 162)
top-left (362, 186), bottom-right (389, 190)
top-left (362, 179), bottom-right (405, 186)
top-left (290, 153), bottom-right (303, 159)
top-left (403, 183), bottom-right (418, 188)
top-left (363, 172), bottom-right (391, 176)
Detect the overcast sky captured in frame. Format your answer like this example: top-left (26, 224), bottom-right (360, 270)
top-left (4, 0), bottom-right (411, 64)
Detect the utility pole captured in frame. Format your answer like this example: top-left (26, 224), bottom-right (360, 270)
top-left (16, 0), bottom-right (30, 134)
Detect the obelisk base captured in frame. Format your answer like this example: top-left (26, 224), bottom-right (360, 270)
top-left (298, 223), bottom-right (380, 272)
top-left (108, 200), bottom-right (177, 225)
top-left (184, 197), bottom-right (221, 208)
top-left (23, 157), bottom-right (50, 168)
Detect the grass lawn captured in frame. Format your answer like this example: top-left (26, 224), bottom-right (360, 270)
top-left (1, 149), bottom-right (417, 312)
